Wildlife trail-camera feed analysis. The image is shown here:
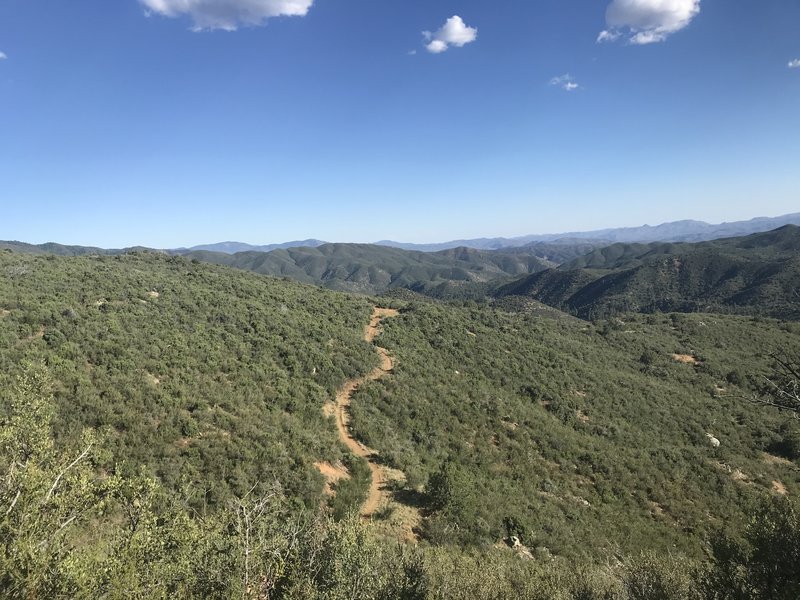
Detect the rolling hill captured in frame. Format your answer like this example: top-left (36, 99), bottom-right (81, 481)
top-left (0, 240), bottom-right (152, 256)
top-left (181, 243), bottom-right (552, 294)
top-left (183, 239), bottom-right (329, 254)
top-left (496, 226), bottom-right (800, 320)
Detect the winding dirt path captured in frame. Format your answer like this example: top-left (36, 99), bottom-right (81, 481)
top-left (331, 307), bottom-right (399, 518)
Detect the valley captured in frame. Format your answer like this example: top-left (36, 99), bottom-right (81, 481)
top-left (0, 230), bottom-right (798, 597)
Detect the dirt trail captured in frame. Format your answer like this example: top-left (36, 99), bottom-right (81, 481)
top-left (330, 307), bottom-right (400, 518)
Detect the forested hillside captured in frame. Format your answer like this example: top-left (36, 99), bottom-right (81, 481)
top-left (350, 299), bottom-right (800, 557)
top-left (0, 240), bottom-right (149, 256)
top-left (0, 250), bottom-right (378, 507)
top-left (561, 224), bottom-right (800, 270)
top-left (497, 226), bottom-right (800, 320)
top-left (6, 227), bottom-right (798, 324)
top-left (1, 249), bottom-right (799, 597)
top-left (181, 243), bottom-right (551, 294)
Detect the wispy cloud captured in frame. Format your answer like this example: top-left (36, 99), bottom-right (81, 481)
top-left (789, 59), bottom-right (800, 69)
top-left (596, 30), bottom-right (621, 43)
top-left (0, 51), bottom-right (7, 60)
top-left (423, 16), bottom-right (477, 54)
top-left (140, 0), bottom-right (314, 31)
top-left (598, 0), bottom-right (701, 45)
top-left (550, 74), bottom-right (580, 91)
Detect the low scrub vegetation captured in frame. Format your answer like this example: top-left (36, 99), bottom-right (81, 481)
top-left (1, 249), bottom-right (798, 597)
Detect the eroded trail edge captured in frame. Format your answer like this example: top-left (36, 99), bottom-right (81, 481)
top-left (324, 307), bottom-right (416, 532)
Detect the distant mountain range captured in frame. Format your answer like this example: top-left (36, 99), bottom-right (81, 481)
top-left (178, 213), bottom-right (800, 254)
top-left (181, 239), bottom-right (328, 254)
top-left (375, 213), bottom-right (800, 251)
top-left (5, 213), bottom-right (796, 257)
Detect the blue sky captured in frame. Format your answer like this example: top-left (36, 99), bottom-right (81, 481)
top-left (1, 0), bottom-right (798, 247)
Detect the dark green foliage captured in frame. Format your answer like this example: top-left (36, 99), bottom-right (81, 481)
top-left (496, 226), bottom-right (800, 320)
top-left (561, 225), bottom-right (800, 271)
top-left (182, 243), bottom-right (549, 295)
top-left (618, 554), bottom-right (702, 600)
top-left (425, 462), bottom-right (464, 514)
top-left (702, 497), bottom-right (800, 599)
top-left (329, 455), bottom-right (371, 521)
top-left (500, 240), bottom-right (608, 265)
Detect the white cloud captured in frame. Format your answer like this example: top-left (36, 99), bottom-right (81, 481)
top-left (140, 0), bottom-right (314, 31)
top-left (0, 51), bottom-right (7, 60)
top-left (597, 30), bottom-right (621, 43)
top-left (426, 40), bottom-right (448, 54)
top-left (599, 0), bottom-right (700, 45)
top-left (423, 15), bottom-right (477, 54)
top-left (550, 74), bottom-right (580, 91)
top-left (789, 59), bottom-right (800, 69)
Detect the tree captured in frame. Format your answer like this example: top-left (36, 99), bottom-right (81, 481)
top-left (703, 352), bottom-right (800, 599)
top-left (702, 497), bottom-right (800, 600)
top-left (750, 353), bottom-right (800, 416)
top-left (0, 363), bottom-right (200, 597)
top-left (426, 461), bottom-right (472, 519)
top-left (0, 362), bottom-right (109, 596)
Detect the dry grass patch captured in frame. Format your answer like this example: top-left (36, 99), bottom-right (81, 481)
top-left (648, 500), bottom-right (666, 518)
top-left (763, 452), bottom-right (793, 467)
top-left (672, 354), bottom-right (700, 365)
top-left (772, 480), bottom-right (788, 496)
top-left (731, 469), bottom-right (749, 483)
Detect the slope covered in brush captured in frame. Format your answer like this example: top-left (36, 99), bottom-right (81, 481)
top-left (1, 250), bottom-right (798, 553)
top-left (348, 299), bottom-right (800, 557)
top-left (0, 250), bottom-right (379, 507)
top-left (183, 243), bottom-right (550, 294)
top-left (495, 226), bottom-right (800, 320)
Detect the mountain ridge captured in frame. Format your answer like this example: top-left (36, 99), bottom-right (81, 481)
top-left (4, 212), bottom-right (798, 256)
top-left (179, 242), bottom-right (551, 295)
top-left (374, 212), bottom-right (800, 251)
top-left (495, 225), bottom-right (800, 320)
top-left (182, 239), bottom-right (328, 254)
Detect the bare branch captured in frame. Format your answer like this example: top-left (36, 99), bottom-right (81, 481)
top-left (44, 442), bottom-right (92, 503)
top-left (771, 352), bottom-right (800, 381)
top-left (54, 514), bottom-right (78, 535)
top-left (749, 394), bottom-right (800, 416)
top-left (4, 489), bottom-right (21, 516)
top-left (743, 354), bottom-right (800, 417)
